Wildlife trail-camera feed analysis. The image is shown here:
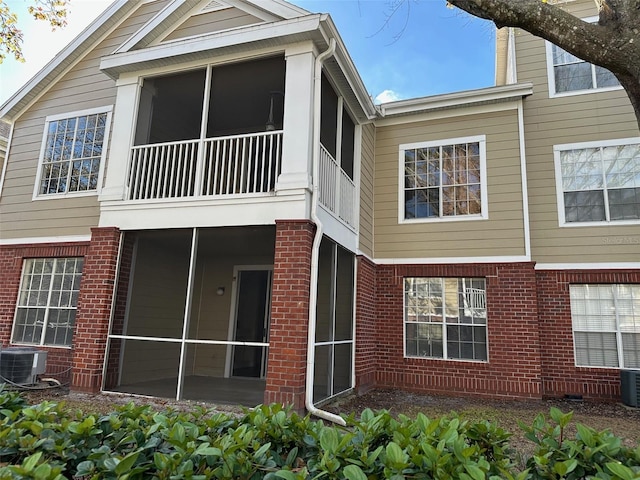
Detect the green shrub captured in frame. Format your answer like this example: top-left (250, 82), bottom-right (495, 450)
top-left (0, 392), bottom-right (637, 479)
top-left (522, 407), bottom-right (640, 480)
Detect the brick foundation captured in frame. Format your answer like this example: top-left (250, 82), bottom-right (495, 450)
top-left (264, 220), bottom-right (315, 412)
top-left (71, 227), bottom-right (121, 392)
top-left (362, 262), bottom-right (542, 399)
top-left (536, 269), bottom-right (640, 401)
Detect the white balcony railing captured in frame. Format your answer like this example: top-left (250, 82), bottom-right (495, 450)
top-left (318, 144), bottom-right (356, 229)
top-left (127, 131), bottom-right (282, 201)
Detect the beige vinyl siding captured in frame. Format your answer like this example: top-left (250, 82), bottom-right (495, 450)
top-left (515, 0), bottom-right (640, 264)
top-left (373, 109), bottom-right (526, 260)
top-left (358, 122), bottom-right (375, 257)
top-left (162, 7), bottom-right (262, 42)
top-left (0, 1), bottom-right (170, 241)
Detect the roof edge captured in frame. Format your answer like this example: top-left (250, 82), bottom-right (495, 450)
top-left (0, 0), bottom-right (136, 121)
top-left (378, 82), bottom-right (534, 117)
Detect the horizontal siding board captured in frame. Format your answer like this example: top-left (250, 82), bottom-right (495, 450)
top-left (373, 109), bottom-right (526, 259)
top-left (514, 0), bottom-right (640, 264)
top-left (0, 0), bottom-right (170, 240)
top-left (358, 123), bottom-right (375, 256)
top-left (163, 8), bottom-right (261, 41)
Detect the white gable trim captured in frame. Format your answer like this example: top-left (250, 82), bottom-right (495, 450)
top-left (115, 0), bottom-right (308, 54)
top-left (101, 14), bottom-right (324, 76)
top-left (115, 0), bottom-right (201, 53)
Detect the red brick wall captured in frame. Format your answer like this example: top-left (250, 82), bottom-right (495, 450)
top-left (71, 227), bottom-right (121, 392)
top-left (104, 232), bottom-right (136, 390)
top-left (536, 269), bottom-right (640, 400)
top-left (355, 256), bottom-right (377, 393)
top-left (370, 262), bottom-right (542, 399)
top-left (264, 220), bottom-right (315, 411)
top-left (0, 241), bottom-right (90, 380)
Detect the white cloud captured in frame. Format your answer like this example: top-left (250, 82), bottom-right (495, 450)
top-left (374, 89), bottom-right (402, 104)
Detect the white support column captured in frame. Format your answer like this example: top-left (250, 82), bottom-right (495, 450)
top-left (276, 43), bottom-right (316, 194)
top-left (99, 75), bottom-right (142, 202)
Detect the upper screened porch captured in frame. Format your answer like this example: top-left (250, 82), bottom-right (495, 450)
top-left (99, 48), bottom-right (361, 239)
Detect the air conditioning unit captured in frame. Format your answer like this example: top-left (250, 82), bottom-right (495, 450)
top-left (620, 369), bottom-right (640, 408)
top-left (0, 347), bottom-right (47, 386)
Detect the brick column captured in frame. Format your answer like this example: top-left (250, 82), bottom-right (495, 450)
top-left (355, 256), bottom-right (377, 393)
top-left (264, 220), bottom-right (315, 412)
top-left (71, 227), bottom-right (121, 392)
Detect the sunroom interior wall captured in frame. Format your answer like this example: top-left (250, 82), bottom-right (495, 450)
top-left (188, 252), bottom-right (274, 377)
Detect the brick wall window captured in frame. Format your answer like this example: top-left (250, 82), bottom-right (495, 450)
top-left (554, 139), bottom-right (640, 225)
top-left (12, 258), bottom-right (84, 347)
top-left (404, 277), bottom-right (487, 361)
top-left (34, 106), bottom-right (112, 199)
top-left (570, 284), bottom-right (640, 369)
top-left (399, 135), bottom-right (487, 223)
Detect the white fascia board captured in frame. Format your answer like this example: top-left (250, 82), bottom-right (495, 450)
top-left (375, 255), bottom-right (531, 265)
top-left (100, 14), bottom-right (323, 77)
top-left (237, 0), bottom-right (310, 20)
top-left (0, 0), bottom-right (134, 121)
top-left (115, 0), bottom-right (200, 53)
top-left (319, 17), bottom-right (376, 120)
top-left (377, 83), bottom-right (534, 118)
top-left (0, 235), bottom-right (92, 245)
top-left (535, 263), bottom-right (640, 270)
top-left (99, 194), bottom-right (308, 230)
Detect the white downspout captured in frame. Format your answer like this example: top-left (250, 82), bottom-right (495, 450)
top-left (306, 37), bottom-right (345, 426)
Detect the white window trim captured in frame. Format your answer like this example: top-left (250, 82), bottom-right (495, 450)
top-left (402, 277), bottom-right (489, 363)
top-left (32, 105), bottom-right (113, 201)
top-left (553, 137), bottom-right (640, 227)
top-left (398, 134), bottom-right (488, 224)
top-left (10, 257), bottom-right (82, 349)
top-left (570, 284), bottom-right (639, 369)
top-left (545, 17), bottom-right (623, 98)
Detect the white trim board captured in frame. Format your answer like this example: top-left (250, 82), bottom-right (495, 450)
top-left (0, 235), bottom-right (92, 245)
top-left (535, 263), bottom-right (640, 270)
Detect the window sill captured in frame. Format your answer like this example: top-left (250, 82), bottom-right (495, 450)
top-left (400, 214), bottom-right (488, 225)
top-left (549, 85), bottom-right (624, 99)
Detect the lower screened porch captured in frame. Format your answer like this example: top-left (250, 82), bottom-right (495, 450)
top-left (101, 224), bottom-right (355, 407)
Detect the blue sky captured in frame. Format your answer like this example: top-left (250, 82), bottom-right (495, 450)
top-left (0, 0), bottom-right (496, 106)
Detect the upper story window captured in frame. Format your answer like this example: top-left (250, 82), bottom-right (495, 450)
top-left (545, 19), bottom-right (621, 97)
top-left (554, 138), bottom-right (640, 226)
top-left (404, 277), bottom-right (488, 362)
top-left (399, 135), bottom-right (487, 223)
top-left (571, 284), bottom-right (640, 369)
top-left (34, 106), bottom-right (112, 199)
top-left (12, 257), bottom-right (84, 348)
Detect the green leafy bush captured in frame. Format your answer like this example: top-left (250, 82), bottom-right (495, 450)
top-left (521, 407), bottom-right (640, 480)
top-left (0, 390), bottom-right (637, 479)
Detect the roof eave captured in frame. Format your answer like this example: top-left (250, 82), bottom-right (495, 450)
top-left (0, 0), bottom-right (137, 122)
top-left (378, 82), bottom-right (534, 117)
top-left (99, 14), bottom-right (325, 78)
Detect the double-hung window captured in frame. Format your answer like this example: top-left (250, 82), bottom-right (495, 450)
top-left (34, 106), bottom-right (112, 199)
top-left (12, 258), bottom-right (84, 347)
top-left (545, 20), bottom-right (620, 97)
top-left (554, 139), bottom-right (640, 225)
top-left (404, 277), bottom-right (488, 361)
top-left (570, 284), bottom-right (640, 369)
top-left (400, 136), bottom-right (487, 222)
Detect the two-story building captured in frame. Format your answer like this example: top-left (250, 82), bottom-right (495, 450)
top-left (0, 0), bottom-right (637, 414)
